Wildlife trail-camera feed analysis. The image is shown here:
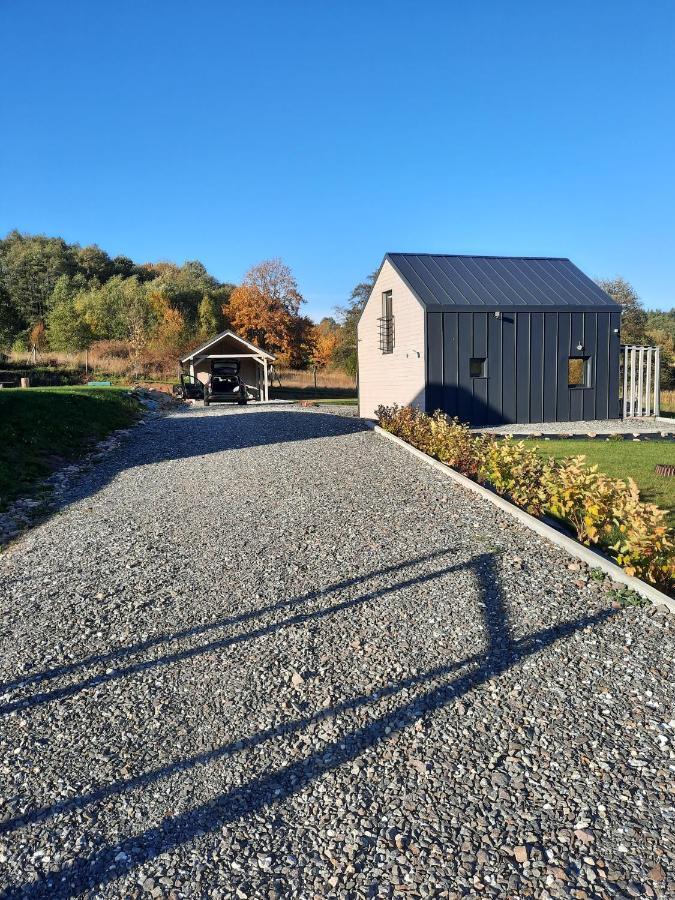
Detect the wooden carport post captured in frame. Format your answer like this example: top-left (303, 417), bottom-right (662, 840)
top-left (263, 357), bottom-right (269, 401)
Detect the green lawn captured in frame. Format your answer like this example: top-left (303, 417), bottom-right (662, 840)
top-left (270, 386), bottom-right (357, 402)
top-left (0, 386), bottom-right (140, 509)
top-left (521, 438), bottom-right (675, 522)
top-left (311, 398), bottom-right (358, 406)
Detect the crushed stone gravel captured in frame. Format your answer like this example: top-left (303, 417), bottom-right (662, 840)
top-left (0, 404), bottom-right (673, 899)
top-left (472, 417), bottom-right (674, 435)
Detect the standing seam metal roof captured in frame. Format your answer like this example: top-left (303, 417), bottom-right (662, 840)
top-left (385, 253), bottom-right (620, 310)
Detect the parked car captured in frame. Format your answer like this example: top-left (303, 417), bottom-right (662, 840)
top-left (204, 362), bottom-right (248, 406)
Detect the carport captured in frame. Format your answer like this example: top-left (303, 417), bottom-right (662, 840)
top-left (179, 330), bottom-right (275, 401)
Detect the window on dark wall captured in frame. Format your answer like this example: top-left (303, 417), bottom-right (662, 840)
top-left (470, 357), bottom-right (487, 378)
top-left (378, 290), bottom-right (394, 353)
top-left (568, 356), bottom-right (591, 388)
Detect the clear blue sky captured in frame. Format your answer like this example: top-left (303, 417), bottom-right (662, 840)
top-left (1, 1), bottom-right (673, 318)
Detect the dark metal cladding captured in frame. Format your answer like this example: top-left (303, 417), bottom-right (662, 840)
top-left (425, 310), bottom-right (621, 426)
top-left (387, 253), bottom-right (621, 311)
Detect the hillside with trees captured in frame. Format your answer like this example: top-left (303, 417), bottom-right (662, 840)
top-left (0, 231), bottom-right (236, 375)
top-left (0, 231), bottom-right (352, 378)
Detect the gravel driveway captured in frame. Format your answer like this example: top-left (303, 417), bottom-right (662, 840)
top-left (1, 405), bottom-right (673, 899)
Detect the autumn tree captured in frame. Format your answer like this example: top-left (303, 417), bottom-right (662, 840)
top-left (312, 317), bottom-right (340, 369)
top-left (282, 314), bottom-right (316, 368)
top-left (29, 321), bottom-right (48, 352)
top-left (147, 291), bottom-right (188, 356)
top-left (228, 258), bottom-right (306, 357)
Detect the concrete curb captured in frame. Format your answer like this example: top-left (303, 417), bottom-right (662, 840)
top-left (365, 421), bottom-right (675, 612)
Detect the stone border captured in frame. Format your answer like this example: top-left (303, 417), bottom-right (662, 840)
top-left (365, 421), bottom-right (675, 612)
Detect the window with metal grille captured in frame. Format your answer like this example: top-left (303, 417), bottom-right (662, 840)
top-left (378, 290), bottom-right (394, 353)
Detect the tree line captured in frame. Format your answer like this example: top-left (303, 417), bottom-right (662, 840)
top-left (0, 231), bottom-right (360, 374)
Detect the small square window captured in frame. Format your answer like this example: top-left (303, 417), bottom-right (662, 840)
top-left (568, 356), bottom-right (591, 388)
top-left (470, 357), bottom-right (487, 378)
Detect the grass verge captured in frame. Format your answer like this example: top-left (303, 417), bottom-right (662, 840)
top-left (270, 386), bottom-right (357, 401)
top-left (521, 438), bottom-right (675, 524)
top-left (0, 387), bottom-right (140, 509)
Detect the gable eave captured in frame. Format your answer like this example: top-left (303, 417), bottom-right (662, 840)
top-left (180, 330), bottom-right (275, 363)
top-left (382, 252), bottom-right (429, 309)
top-left (356, 254), bottom-right (426, 330)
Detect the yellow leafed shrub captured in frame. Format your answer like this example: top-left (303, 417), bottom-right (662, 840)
top-left (478, 437), bottom-right (552, 516)
top-left (376, 405), bottom-right (674, 589)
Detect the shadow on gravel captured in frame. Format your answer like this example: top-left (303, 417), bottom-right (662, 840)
top-left (0, 547), bottom-right (457, 697)
top-left (0, 550), bottom-right (473, 716)
top-left (4, 407), bottom-right (368, 545)
top-left (1, 552), bottom-right (618, 899)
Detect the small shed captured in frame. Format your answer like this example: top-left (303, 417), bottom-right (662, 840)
top-left (357, 253), bottom-right (622, 426)
top-left (180, 330), bottom-right (274, 401)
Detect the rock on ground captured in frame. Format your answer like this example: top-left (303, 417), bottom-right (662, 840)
top-left (0, 404), bottom-right (673, 899)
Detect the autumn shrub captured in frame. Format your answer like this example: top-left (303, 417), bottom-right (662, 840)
top-left (376, 405), bottom-right (674, 589)
top-left (609, 484), bottom-right (673, 585)
top-left (376, 405), bottom-right (434, 456)
top-left (478, 437), bottom-right (553, 516)
top-left (543, 456), bottom-right (622, 544)
top-left (427, 410), bottom-right (487, 478)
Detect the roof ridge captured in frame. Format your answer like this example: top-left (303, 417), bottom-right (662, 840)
top-left (388, 252), bottom-right (571, 261)
top-left (383, 253), bottom-right (620, 310)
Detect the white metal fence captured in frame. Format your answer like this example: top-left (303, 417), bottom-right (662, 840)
top-left (622, 345), bottom-right (660, 418)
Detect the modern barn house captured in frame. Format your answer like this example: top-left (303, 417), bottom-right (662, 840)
top-left (357, 253), bottom-right (622, 426)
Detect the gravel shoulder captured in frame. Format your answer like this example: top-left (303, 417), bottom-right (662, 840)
top-left (0, 404), bottom-right (673, 899)
top-left (473, 418), bottom-right (674, 435)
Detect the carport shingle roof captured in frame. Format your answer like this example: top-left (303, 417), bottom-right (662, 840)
top-left (385, 253), bottom-right (620, 311)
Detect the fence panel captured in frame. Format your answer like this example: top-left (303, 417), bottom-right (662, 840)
top-left (621, 345), bottom-right (661, 417)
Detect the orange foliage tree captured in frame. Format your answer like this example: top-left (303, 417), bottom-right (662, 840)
top-left (281, 315), bottom-right (316, 368)
top-left (29, 321), bottom-right (48, 351)
top-left (227, 259), bottom-right (311, 364)
top-left (312, 317), bottom-right (339, 369)
top-left (147, 291), bottom-right (188, 356)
